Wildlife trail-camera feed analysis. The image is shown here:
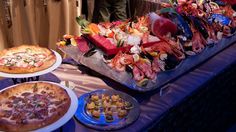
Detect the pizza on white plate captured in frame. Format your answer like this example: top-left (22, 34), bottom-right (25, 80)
top-left (0, 45), bottom-right (56, 74)
top-left (0, 82), bottom-right (71, 132)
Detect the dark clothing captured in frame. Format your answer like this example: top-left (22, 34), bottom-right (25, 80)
top-left (82, 0), bottom-right (88, 19)
top-left (92, 0), bottom-right (127, 23)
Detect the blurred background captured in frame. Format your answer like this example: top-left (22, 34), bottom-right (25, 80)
top-left (0, 0), bottom-right (164, 50)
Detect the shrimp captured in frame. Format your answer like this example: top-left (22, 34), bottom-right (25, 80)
top-left (133, 65), bottom-right (145, 81)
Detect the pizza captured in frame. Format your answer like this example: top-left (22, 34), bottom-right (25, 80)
top-left (0, 82), bottom-right (71, 132)
top-left (0, 45), bottom-right (56, 74)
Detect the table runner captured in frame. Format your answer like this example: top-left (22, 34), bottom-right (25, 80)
top-left (153, 63), bottom-right (236, 131)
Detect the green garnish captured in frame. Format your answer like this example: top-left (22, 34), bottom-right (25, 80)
top-left (76, 16), bottom-right (90, 28)
top-left (117, 40), bottom-right (125, 47)
top-left (24, 60), bottom-right (30, 63)
top-left (4, 63), bottom-right (14, 67)
top-left (81, 28), bottom-right (92, 34)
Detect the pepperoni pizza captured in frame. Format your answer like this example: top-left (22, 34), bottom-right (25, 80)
top-left (0, 82), bottom-right (71, 131)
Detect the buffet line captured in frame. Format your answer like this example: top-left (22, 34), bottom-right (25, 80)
top-left (0, 0), bottom-right (236, 131)
top-left (58, 0), bottom-right (236, 91)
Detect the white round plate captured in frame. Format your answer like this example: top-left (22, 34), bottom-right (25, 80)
top-left (0, 50), bottom-right (62, 78)
top-left (0, 81), bottom-right (78, 132)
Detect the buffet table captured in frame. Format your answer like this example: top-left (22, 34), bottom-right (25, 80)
top-left (54, 42), bottom-right (236, 131)
top-left (0, 43), bottom-right (236, 131)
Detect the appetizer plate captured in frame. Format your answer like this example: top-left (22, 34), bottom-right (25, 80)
top-left (75, 89), bottom-right (140, 131)
top-left (0, 50), bottom-right (62, 78)
top-left (0, 81), bottom-right (78, 132)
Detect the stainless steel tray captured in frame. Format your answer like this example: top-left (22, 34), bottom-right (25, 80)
top-left (59, 34), bottom-right (236, 92)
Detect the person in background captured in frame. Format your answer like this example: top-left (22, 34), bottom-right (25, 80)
top-left (92, 0), bottom-right (127, 23)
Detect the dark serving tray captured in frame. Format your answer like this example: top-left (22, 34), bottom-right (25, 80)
top-left (74, 89), bottom-right (140, 130)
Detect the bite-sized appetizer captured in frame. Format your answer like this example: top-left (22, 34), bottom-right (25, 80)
top-left (103, 99), bottom-right (112, 108)
top-left (91, 108), bottom-right (100, 118)
top-left (94, 100), bottom-right (101, 106)
top-left (91, 94), bottom-right (99, 101)
top-left (105, 107), bottom-right (114, 122)
top-left (125, 101), bottom-right (133, 110)
top-left (57, 35), bottom-right (91, 53)
top-left (86, 101), bottom-right (96, 110)
top-left (102, 94), bottom-right (110, 101)
top-left (117, 108), bottom-right (128, 118)
top-left (116, 100), bottom-right (125, 108)
top-left (111, 94), bottom-right (120, 102)
top-left (57, 35), bottom-right (76, 46)
top-left (104, 107), bottom-right (113, 117)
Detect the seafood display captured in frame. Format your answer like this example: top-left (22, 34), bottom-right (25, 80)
top-left (159, 0), bottom-right (236, 55)
top-left (58, 0), bottom-right (236, 91)
top-left (75, 89), bottom-right (140, 130)
top-left (75, 16), bottom-right (160, 55)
